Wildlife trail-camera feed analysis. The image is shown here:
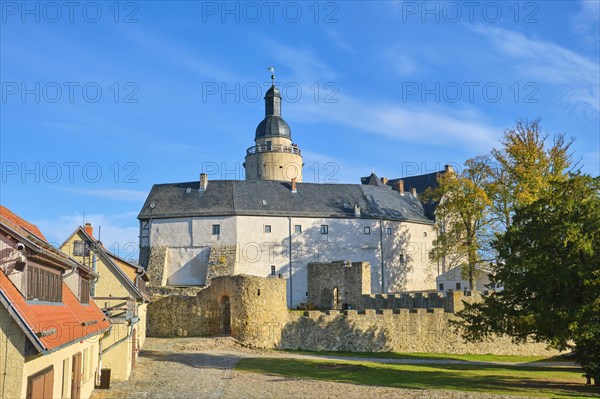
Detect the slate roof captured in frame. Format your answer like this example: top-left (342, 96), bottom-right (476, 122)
top-left (361, 170), bottom-right (445, 220)
top-left (138, 180), bottom-right (433, 224)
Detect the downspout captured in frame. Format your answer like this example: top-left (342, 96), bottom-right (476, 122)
top-left (379, 219), bottom-right (385, 293)
top-left (91, 254), bottom-right (97, 297)
top-left (102, 320), bottom-right (137, 354)
top-left (288, 216), bottom-right (293, 307)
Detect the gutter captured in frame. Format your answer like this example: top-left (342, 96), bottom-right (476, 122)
top-left (0, 288), bottom-right (45, 353)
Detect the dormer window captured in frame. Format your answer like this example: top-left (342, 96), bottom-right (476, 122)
top-left (79, 278), bottom-right (91, 303)
top-left (26, 264), bottom-right (62, 302)
top-left (73, 240), bottom-right (90, 257)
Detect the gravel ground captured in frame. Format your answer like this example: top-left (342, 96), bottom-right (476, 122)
top-left (91, 337), bottom-right (545, 399)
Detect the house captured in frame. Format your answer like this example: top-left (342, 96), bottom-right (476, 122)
top-left (0, 206), bottom-right (111, 399)
top-left (138, 79), bottom-right (442, 308)
top-left (435, 264), bottom-right (502, 293)
top-left (60, 223), bottom-right (149, 382)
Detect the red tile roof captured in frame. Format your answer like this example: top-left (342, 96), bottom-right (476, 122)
top-left (0, 206), bottom-right (111, 352)
top-left (0, 271), bottom-right (111, 351)
top-left (0, 206), bottom-right (46, 241)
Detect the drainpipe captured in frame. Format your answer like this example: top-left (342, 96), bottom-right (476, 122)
top-left (288, 216), bottom-right (293, 307)
top-left (379, 219), bottom-right (385, 293)
top-left (91, 254), bottom-right (97, 296)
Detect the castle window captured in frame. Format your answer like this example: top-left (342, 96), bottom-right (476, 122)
top-left (456, 282), bottom-right (462, 290)
top-left (423, 231), bottom-right (428, 237)
top-left (212, 224), bottom-right (220, 235)
top-left (399, 253), bottom-right (405, 264)
top-left (73, 240), bottom-right (90, 257)
top-left (439, 283), bottom-right (444, 291)
top-left (264, 225), bottom-right (272, 233)
top-left (386, 227), bottom-right (392, 235)
top-left (270, 265), bottom-right (276, 275)
top-left (294, 225), bottom-right (302, 233)
top-left (363, 227), bottom-right (370, 234)
top-left (320, 225), bottom-right (328, 234)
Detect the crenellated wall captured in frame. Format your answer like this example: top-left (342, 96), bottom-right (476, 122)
top-left (280, 308), bottom-right (557, 355)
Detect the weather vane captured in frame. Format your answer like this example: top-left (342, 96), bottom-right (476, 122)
top-left (267, 66), bottom-right (276, 85)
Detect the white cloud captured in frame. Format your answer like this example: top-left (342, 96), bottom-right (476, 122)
top-left (571, 0), bottom-right (600, 48)
top-left (34, 211), bottom-right (139, 262)
top-left (473, 25), bottom-right (599, 116)
top-left (287, 92), bottom-right (499, 152)
top-left (57, 187), bottom-right (148, 201)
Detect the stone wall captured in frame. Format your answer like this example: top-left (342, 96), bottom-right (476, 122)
top-left (307, 261), bottom-right (370, 309)
top-left (308, 261), bottom-right (476, 313)
top-left (146, 246), bottom-right (168, 287)
top-left (205, 244), bottom-right (236, 282)
top-left (147, 275), bottom-right (288, 348)
top-left (280, 309), bottom-right (557, 356)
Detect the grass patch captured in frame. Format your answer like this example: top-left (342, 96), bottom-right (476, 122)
top-left (237, 357), bottom-right (598, 398)
top-left (279, 349), bottom-right (570, 364)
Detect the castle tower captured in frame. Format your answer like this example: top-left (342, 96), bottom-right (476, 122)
top-left (244, 69), bottom-right (303, 181)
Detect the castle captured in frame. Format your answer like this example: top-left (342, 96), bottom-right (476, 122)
top-left (139, 74), bottom-right (452, 308)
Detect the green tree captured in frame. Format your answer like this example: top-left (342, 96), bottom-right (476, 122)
top-left (456, 175), bottom-right (600, 385)
top-left (426, 157), bottom-right (493, 290)
top-left (490, 118), bottom-right (574, 229)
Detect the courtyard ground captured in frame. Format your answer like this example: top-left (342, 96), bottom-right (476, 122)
top-left (91, 337), bottom-right (597, 399)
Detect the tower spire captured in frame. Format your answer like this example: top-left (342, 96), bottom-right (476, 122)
top-left (268, 66), bottom-right (276, 86)
top-left (264, 66), bottom-right (281, 117)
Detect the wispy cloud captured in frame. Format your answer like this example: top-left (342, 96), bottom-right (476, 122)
top-left (288, 93), bottom-right (499, 151)
top-left (56, 187), bottom-right (148, 201)
top-left (324, 29), bottom-right (355, 54)
top-left (571, 0), bottom-right (600, 48)
top-left (473, 25), bottom-right (599, 116)
top-left (34, 211), bottom-right (139, 260)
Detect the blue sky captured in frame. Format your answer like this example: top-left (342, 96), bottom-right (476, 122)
top-left (1, 0), bottom-right (598, 262)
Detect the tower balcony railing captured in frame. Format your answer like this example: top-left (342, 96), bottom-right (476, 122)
top-left (246, 143), bottom-right (301, 155)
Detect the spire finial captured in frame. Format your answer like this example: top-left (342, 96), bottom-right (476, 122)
top-left (268, 66), bottom-right (276, 86)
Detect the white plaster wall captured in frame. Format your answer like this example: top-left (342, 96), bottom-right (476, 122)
top-left (166, 247), bottom-right (210, 286)
top-left (148, 214), bottom-right (437, 307)
top-left (150, 219), bottom-right (192, 247)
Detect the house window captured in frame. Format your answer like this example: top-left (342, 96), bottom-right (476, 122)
top-left (399, 254), bottom-right (405, 264)
top-left (79, 278), bottom-right (91, 303)
top-left (73, 240), bottom-right (90, 257)
top-left (212, 224), bottom-right (220, 235)
top-left (363, 227), bottom-right (371, 234)
top-left (320, 225), bottom-right (328, 234)
top-left (456, 282), bottom-right (462, 290)
top-left (264, 225), bottom-right (271, 233)
top-left (270, 265), bottom-right (276, 275)
top-left (386, 227), bottom-right (392, 235)
top-left (439, 283), bottom-right (444, 291)
top-left (294, 225), bottom-right (302, 233)
top-left (27, 264), bottom-right (62, 302)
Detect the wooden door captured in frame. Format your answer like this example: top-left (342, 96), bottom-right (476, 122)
top-left (71, 352), bottom-right (82, 399)
top-left (27, 367), bottom-right (54, 399)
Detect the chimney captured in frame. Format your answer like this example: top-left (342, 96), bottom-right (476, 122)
top-left (444, 164), bottom-right (455, 174)
top-left (411, 188), bottom-right (418, 198)
top-left (380, 177), bottom-right (388, 185)
top-left (393, 179), bottom-right (405, 193)
top-left (84, 222), bottom-right (93, 237)
top-left (291, 178), bottom-right (297, 193)
top-left (354, 204), bottom-right (361, 217)
top-left (199, 173), bottom-right (208, 191)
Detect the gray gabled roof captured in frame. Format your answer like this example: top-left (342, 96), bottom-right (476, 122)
top-left (138, 180), bottom-right (433, 224)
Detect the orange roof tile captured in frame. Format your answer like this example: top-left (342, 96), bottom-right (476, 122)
top-left (0, 271), bottom-right (110, 352)
top-left (0, 206), bottom-right (46, 241)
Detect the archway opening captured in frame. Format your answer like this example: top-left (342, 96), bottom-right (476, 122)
top-left (220, 296), bottom-right (231, 336)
